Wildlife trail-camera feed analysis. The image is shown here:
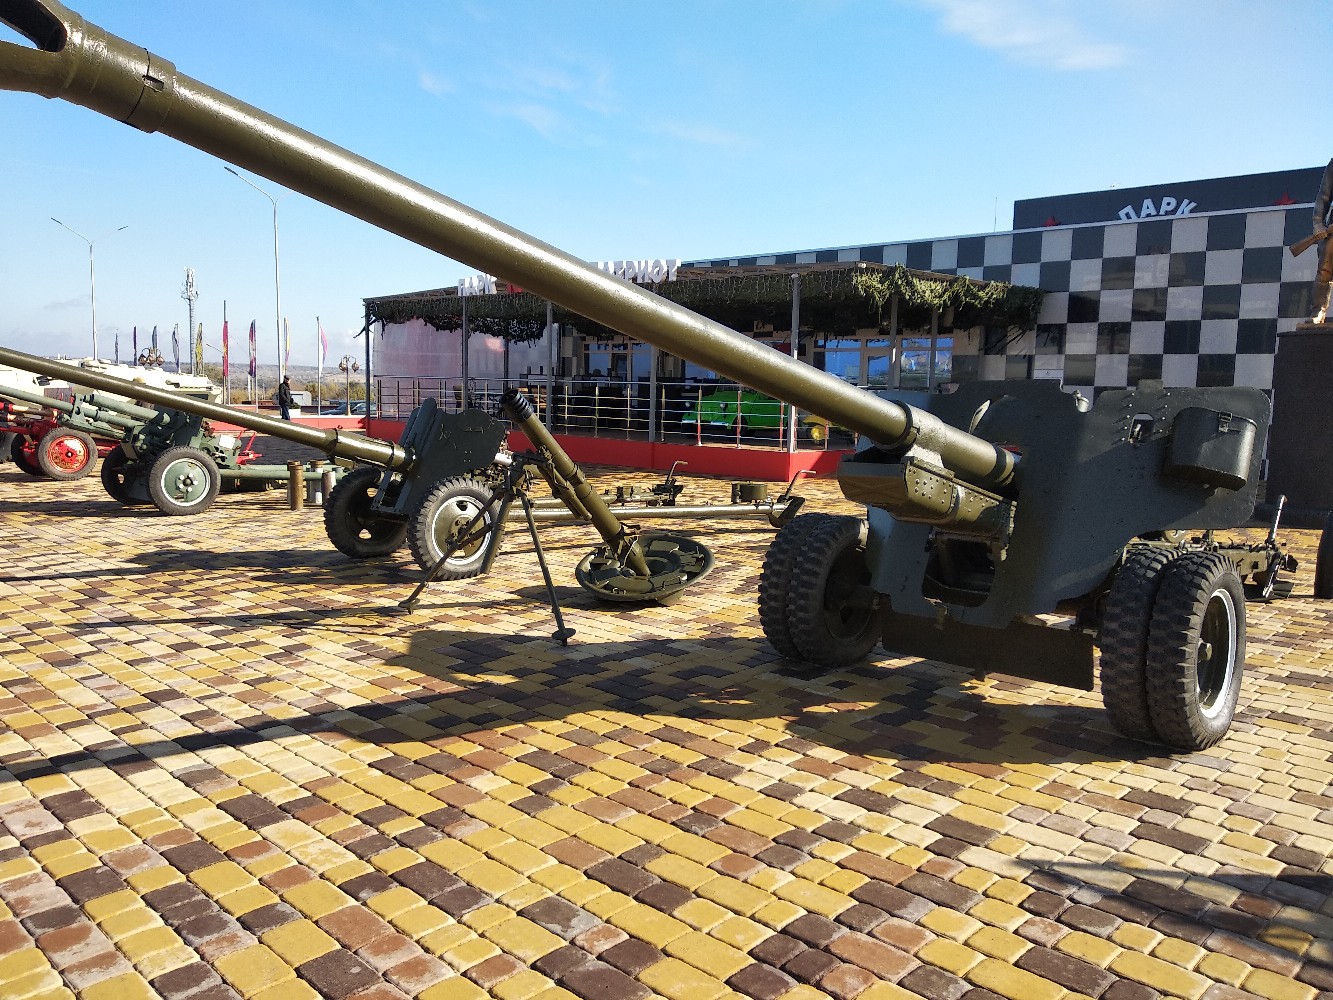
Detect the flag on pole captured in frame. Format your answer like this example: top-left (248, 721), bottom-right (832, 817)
top-left (248, 321), bottom-right (257, 379)
top-left (195, 324), bottom-right (204, 372)
top-left (151, 325), bottom-right (159, 351)
top-left (114, 329), bottom-right (120, 365)
top-left (222, 320), bottom-right (230, 379)
top-left (317, 318), bottom-right (328, 410)
top-left (132, 326), bottom-right (138, 365)
top-left (283, 318), bottom-right (291, 371)
top-left (172, 324), bottom-right (180, 371)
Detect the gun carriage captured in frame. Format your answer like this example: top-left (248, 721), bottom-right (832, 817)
top-left (1, 0), bottom-right (1325, 748)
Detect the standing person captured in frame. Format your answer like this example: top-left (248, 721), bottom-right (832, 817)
top-left (1313, 158), bottom-right (1333, 324)
top-left (277, 375), bottom-right (295, 421)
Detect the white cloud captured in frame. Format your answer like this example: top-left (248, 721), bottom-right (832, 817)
top-left (418, 70), bottom-right (454, 98)
top-left (921, 0), bottom-right (1128, 70)
top-left (646, 119), bottom-right (748, 151)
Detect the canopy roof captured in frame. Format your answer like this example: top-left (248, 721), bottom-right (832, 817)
top-left (364, 261), bottom-right (1043, 344)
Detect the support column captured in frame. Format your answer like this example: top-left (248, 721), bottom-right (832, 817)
top-left (787, 273), bottom-right (801, 454)
top-left (1265, 322), bottom-right (1333, 525)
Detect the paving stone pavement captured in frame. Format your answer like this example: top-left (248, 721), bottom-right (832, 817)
top-left (0, 463), bottom-right (1330, 1000)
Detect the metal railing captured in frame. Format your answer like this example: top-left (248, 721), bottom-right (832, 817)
top-left (373, 375), bottom-right (857, 450)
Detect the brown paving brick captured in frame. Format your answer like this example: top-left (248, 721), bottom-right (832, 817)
top-left (391, 862), bottom-right (461, 901)
top-left (465, 953), bottom-right (526, 988)
top-left (563, 962), bottom-right (653, 1000)
top-left (829, 932), bottom-right (915, 980)
top-left (600, 938), bottom-right (665, 976)
top-left (151, 961), bottom-right (227, 999)
top-left (852, 881), bottom-right (934, 922)
top-left (20, 902), bottom-right (84, 937)
top-left (819, 962), bottom-right (879, 1000)
top-left (785, 913), bottom-right (846, 949)
top-left (784, 947), bottom-right (842, 984)
top-left (729, 962), bottom-right (799, 1000)
top-left (573, 924), bottom-right (628, 955)
top-left (1101, 979), bottom-right (1161, 1000)
top-left (547, 837), bottom-right (610, 871)
top-left (299, 948), bottom-right (383, 997)
top-left (534, 944), bottom-right (594, 979)
top-left (1017, 945), bottom-right (1117, 995)
top-left (901, 964), bottom-right (970, 1000)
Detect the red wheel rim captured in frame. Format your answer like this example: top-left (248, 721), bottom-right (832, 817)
top-left (45, 435), bottom-right (92, 474)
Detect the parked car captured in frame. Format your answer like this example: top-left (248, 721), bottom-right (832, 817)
top-left (320, 400), bottom-right (376, 416)
top-left (681, 388), bottom-right (782, 433)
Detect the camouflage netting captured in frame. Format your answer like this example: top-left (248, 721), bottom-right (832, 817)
top-left (365, 263), bottom-right (1043, 343)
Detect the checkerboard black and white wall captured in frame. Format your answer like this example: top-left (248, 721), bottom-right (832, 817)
top-left (697, 205), bottom-right (1320, 396)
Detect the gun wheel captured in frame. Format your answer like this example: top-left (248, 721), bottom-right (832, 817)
top-left (408, 476), bottom-right (500, 577)
top-left (36, 428), bottom-right (97, 481)
top-left (148, 446), bottom-right (221, 515)
top-left (784, 515), bottom-right (880, 668)
top-left (1145, 552), bottom-right (1246, 751)
top-left (0, 431), bottom-right (15, 464)
top-left (1098, 545), bottom-right (1180, 743)
top-left (1314, 511), bottom-right (1333, 599)
top-left (759, 513), bottom-right (832, 658)
top-left (99, 445), bottom-right (145, 504)
top-left (324, 465), bottom-right (407, 558)
top-left (10, 435), bottom-right (43, 477)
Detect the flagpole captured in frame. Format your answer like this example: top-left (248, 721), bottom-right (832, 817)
top-left (316, 316), bottom-right (322, 411)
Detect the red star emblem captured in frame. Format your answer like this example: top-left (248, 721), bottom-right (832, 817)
top-left (1274, 191), bottom-right (1295, 206)
top-left (1043, 215), bottom-right (1061, 227)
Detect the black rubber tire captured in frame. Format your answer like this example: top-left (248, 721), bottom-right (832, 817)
top-left (10, 434), bottom-right (43, 477)
top-left (36, 428), bottom-right (97, 481)
top-left (147, 446), bottom-right (221, 516)
top-left (785, 515), bottom-right (880, 668)
top-left (324, 465), bottom-right (408, 558)
top-left (407, 476), bottom-right (500, 576)
top-left (1314, 511), bottom-right (1333, 599)
top-left (758, 513), bottom-right (833, 658)
top-left (99, 445), bottom-right (143, 504)
top-left (1145, 551), bottom-right (1246, 751)
top-left (1098, 546), bottom-right (1181, 743)
top-left (0, 431), bottom-right (15, 464)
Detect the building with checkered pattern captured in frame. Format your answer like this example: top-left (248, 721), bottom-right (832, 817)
top-left (691, 166), bottom-right (1324, 399)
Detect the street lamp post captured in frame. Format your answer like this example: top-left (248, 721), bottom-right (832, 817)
top-left (338, 355), bottom-right (360, 413)
top-left (225, 167), bottom-right (288, 382)
top-left (51, 218), bottom-right (127, 361)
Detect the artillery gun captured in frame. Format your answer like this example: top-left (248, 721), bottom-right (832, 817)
top-left (0, 0), bottom-right (1320, 749)
top-left (0, 380), bottom-right (342, 513)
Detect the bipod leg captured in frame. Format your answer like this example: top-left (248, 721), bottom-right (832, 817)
top-left (520, 492), bottom-right (575, 645)
top-left (396, 481), bottom-right (512, 612)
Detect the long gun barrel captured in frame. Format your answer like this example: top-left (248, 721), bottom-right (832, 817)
top-left (0, 348), bottom-right (409, 469)
top-left (0, 0), bottom-right (1015, 492)
top-left (0, 382), bottom-right (156, 431)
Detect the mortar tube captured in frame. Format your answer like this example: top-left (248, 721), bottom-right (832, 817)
top-left (500, 389), bottom-right (651, 578)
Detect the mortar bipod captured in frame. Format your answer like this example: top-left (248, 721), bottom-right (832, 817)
top-left (500, 389), bottom-right (714, 605)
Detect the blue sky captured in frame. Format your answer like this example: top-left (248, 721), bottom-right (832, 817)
top-left (1, 1), bottom-right (1328, 368)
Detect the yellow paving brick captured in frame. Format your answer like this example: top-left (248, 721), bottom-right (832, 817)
top-left (646, 853), bottom-right (715, 891)
top-left (459, 858), bottom-right (528, 897)
top-left (1109, 951), bottom-right (1211, 999)
top-left (674, 897), bottom-right (733, 931)
top-left (420, 975), bottom-right (491, 1000)
top-left (1110, 923), bottom-right (1162, 953)
top-left (1056, 931), bottom-right (1122, 968)
top-left (483, 916), bottom-right (565, 962)
top-left (609, 903), bottom-right (692, 947)
top-left (664, 931), bottom-right (751, 979)
top-left (967, 957), bottom-right (1066, 1000)
top-left (968, 897), bottom-right (1029, 931)
top-left (282, 879), bottom-right (353, 920)
top-left (79, 972), bottom-right (159, 1000)
top-left (1242, 969), bottom-right (1318, 1000)
top-left (1197, 951), bottom-right (1251, 986)
top-left (217, 884), bottom-right (280, 917)
top-left (259, 920), bottom-right (339, 966)
top-left (920, 908), bottom-right (983, 942)
top-left (576, 823), bottom-right (643, 856)
top-left (214, 945), bottom-right (297, 998)
top-left (189, 861), bottom-right (254, 898)
top-left (638, 956), bottom-right (728, 1000)
top-left (493, 969), bottom-right (559, 1000)
top-left (658, 832), bottom-right (730, 866)
top-left (919, 937), bottom-right (984, 976)
top-left (393, 903), bottom-right (454, 938)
